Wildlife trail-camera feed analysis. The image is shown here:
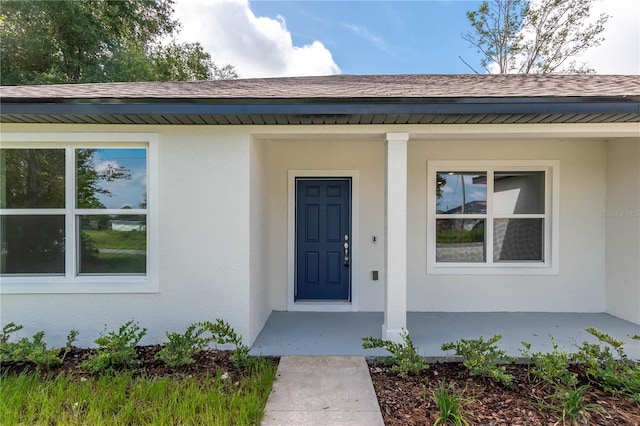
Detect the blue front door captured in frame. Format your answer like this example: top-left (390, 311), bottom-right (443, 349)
top-left (296, 178), bottom-right (351, 300)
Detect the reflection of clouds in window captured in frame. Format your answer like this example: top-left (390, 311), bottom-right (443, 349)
top-left (93, 149), bottom-right (147, 209)
top-left (95, 160), bottom-right (121, 173)
top-left (437, 172), bottom-right (486, 213)
top-left (468, 188), bottom-right (486, 201)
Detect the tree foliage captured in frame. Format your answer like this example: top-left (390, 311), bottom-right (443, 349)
top-left (463, 0), bottom-right (609, 74)
top-left (0, 0), bottom-right (237, 85)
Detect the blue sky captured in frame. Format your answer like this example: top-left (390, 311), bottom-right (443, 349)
top-left (248, 1), bottom-right (482, 74)
top-left (92, 149), bottom-right (147, 209)
top-left (172, 0), bottom-right (639, 78)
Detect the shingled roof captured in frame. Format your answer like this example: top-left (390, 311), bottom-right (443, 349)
top-left (2, 74), bottom-right (639, 125)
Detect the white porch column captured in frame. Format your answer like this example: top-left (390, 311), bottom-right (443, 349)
top-left (383, 132), bottom-right (409, 342)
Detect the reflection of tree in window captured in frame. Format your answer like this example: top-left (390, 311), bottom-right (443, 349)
top-left (1, 149), bottom-right (65, 208)
top-left (76, 149), bottom-right (131, 209)
top-left (436, 173), bottom-right (447, 200)
top-left (1, 148), bottom-right (144, 275)
top-left (76, 149), bottom-right (134, 271)
top-left (1, 149), bottom-right (65, 273)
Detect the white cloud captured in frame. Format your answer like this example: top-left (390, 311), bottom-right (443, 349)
top-left (94, 160), bottom-right (119, 173)
top-left (484, 0), bottom-right (639, 74)
top-left (171, 0), bottom-right (340, 78)
top-left (575, 0), bottom-right (640, 74)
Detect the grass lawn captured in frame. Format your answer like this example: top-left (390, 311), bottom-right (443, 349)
top-left (81, 252), bottom-right (146, 274)
top-left (81, 229), bottom-right (146, 273)
top-left (1, 359), bottom-right (277, 426)
top-left (83, 229), bottom-right (146, 251)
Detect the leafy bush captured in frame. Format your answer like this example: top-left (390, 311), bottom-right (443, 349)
top-left (362, 329), bottom-right (427, 377)
top-left (573, 328), bottom-right (640, 399)
top-left (431, 381), bottom-right (469, 426)
top-left (155, 323), bottom-right (212, 367)
top-left (82, 320), bottom-right (147, 372)
top-left (156, 319), bottom-right (250, 369)
top-left (521, 334), bottom-right (603, 422)
top-left (0, 322), bottom-right (78, 370)
top-left (520, 334), bottom-right (577, 389)
top-left (441, 335), bottom-right (516, 387)
top-left (199, 319), bottom-right (250, 368)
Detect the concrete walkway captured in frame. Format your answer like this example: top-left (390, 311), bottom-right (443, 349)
top-left (261, 356), bottom-right (384, 426)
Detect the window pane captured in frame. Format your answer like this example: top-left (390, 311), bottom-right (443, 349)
top-left (0, 149), bottom-right (65, 208)
top-left (493, 171), bottom-right (545, 214)
top-left (494, 219), bottom-right (544, 261)
top-left (436, 172), bottom-right (486, 214)
top-left (79, 215), bottom-right (146, 274)
top-left (1, 215), bottom-right (65, 274)
top-left (436, 219), bottom-right (485, 262)
top-left (76, 149), bottom-right (147, 209)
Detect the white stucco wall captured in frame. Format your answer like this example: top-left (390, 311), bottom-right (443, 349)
top-left (407, 138), bottom-right (607, 312)
top-left (261, 134), bottom-right (610, 314)
top-left (606, 138), bottom-right (640, 324)
top-left (1, 124), bottom-right (253, 346)
top-left (2, 123), bottom-right (636, 348)
top-left (249, 138), bottom-right (272, 342)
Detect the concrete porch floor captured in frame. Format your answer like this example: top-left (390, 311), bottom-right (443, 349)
top-left (250, 312), bottom-right (640, 359)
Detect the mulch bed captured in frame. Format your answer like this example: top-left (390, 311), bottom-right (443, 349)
top-left (4, 348), bottom-right (638, 425)
top-left (1, 345), bottom-right (279, 382)
top-left (368, 360), bottom-right (640, 425)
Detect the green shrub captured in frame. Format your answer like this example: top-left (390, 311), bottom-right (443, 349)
top-left (200, 319), bottom-right (250, 368)
top-left (573, 328), bottom-right (640, 399)
top-left (362, 329), bottom-right (427, 377)
top-left (155, 323), bottom-right (213, 367)
top-left (0, 322), bottom-right (77, 370)
top-left (441, 335), bottom-right (516, 387)
top-left (82, 320), bottom-right (147, 372)
top-left (521, 334), bottom-right (604, 423)
top-left (431, 381), bottom-right (469, 426)
top-left (520, 335), bottom-right (577, 389)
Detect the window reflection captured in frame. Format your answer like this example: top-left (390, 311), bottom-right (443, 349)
top-left (79, 214), bottom-right (146, 274)
top-left (1, 215), bottom-right (65, 274)
top-left (436, 219), bottom-right (485, 262)
top-left (436, 172), bottom-right (487, 214)
top-left (494, 219), bottom-right (544, 261)
top-left (0, 149), bottom-right (65, 209)
top-left (493, 171), bottom-right (544, 215)
top-left (76, 149), bottom-right (147, 209)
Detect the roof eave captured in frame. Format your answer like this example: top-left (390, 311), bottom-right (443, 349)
top-left (2, 97), bottom-right (639, 116)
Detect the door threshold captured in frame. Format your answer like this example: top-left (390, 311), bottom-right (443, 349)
top-left (289, 300), bottom-right (355, 312)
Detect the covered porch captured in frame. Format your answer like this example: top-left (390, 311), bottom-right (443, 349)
top-left (250, 311), bottom-right (640, 359)
top-left (247, 130), bottom-right (640, 347)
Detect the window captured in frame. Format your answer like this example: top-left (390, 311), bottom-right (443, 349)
top-left (0, 133), bottom-right (157, 293)
top-left (427, 161), bottom-right (559, 275)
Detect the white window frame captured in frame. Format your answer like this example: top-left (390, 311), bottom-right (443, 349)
top-left (0, 133), bottom-right (159, 293)
top-left (427, 160), bottom-right (559, 275)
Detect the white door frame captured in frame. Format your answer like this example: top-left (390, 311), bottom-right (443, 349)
top-left (287, 170), bottom-right (360, 311)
